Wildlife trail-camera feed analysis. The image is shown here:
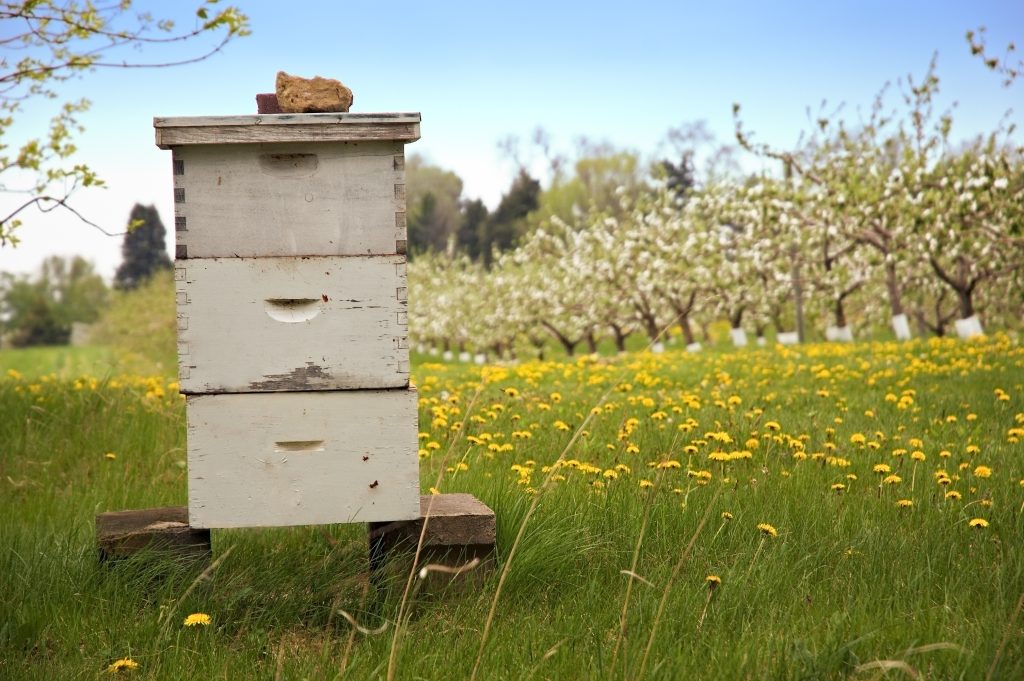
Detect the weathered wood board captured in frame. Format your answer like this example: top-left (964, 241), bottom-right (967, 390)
top-left (175, 255), bottom-right (409, 393)
top-left (187, 389), bottom-right (420, 528)
top-left (172, 141), bottom-right (408, 258)
top-left (154, 113), bottom-right (421, 148)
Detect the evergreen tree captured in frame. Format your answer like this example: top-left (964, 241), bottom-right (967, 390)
top-left (114, 204), bottom-right (172, 290)
top-left (482, 171), bottom-right (540, 267)
top-left (456, 199), bottom-right (489, 260)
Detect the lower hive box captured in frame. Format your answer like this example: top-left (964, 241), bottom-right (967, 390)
top-left (186, 389), bottom-right (419, 528)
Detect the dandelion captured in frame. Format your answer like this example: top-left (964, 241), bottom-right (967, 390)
top-left (756, 523), bottom-right (778, 538)
top-left (104, 452), bottom-right (117, 460)
top-left (945, 490), bottom-right (962, 500)
top-left (896, 499), bottom-right (913, 508)
top-left (183, 613), bottom-right (211, 627)
top-left (850, 433), bottom-right (866, 445)
top-left (974, 465), bottom-right (992, 478)
top-left (705, 574), bottom-right (722, 589)
top-left (765, 421), bottom-right (781, 432)
top-left (107, 658), bottom-right (139, 673)
top-left (873, 464), bottom-right (891, 475)
top-left (721, 511), bottom-right (733, 520)
top-left (968, 518), bottom-right (989, 529)
top-left (639, 479), bottom-right (654, 489)
top-left (882, 474), bottom-right (902, 485)
top-left (553, 420), bottom-right (571, 432)
top-left (831, 483), bottom-right (845, 492)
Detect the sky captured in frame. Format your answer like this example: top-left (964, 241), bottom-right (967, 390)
top-left (1, 0), bottom-right (1021, 281)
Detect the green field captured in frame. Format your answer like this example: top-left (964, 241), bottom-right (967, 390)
top-left (2, 338), bottom-right (1023, 680)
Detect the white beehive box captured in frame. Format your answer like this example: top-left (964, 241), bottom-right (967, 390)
top-left (175, 255), bottom-right (409, 393)
top-left (156, 112), bottom-right (422, 528)
top-left (187, 390), bottom-right (419, 528)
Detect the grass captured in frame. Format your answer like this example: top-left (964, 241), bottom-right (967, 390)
top-left (1, 337), bottom-right (1023, 679)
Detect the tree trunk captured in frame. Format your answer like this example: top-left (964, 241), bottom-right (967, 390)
top-left (610, 323), bottom-right (629, 353)
top-left (834, 297), bottom-right (847, 328)
top-left (884, 261), bottom-right (904, 316)
top-left (585, 330), bottom-right (598, 354)
top-left (957, 289), bottom-right (975, 319)
top-left (680, 315), bottom-right (696, 345)
top-left (640, 313), bottom-right (660, 342)
top-left (541, 322), bottom-right (578, 357)
top-left (730, 307), bottom-right (744, 330)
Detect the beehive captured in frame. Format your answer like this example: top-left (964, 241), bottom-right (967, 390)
top-left (155, 113), bottom-right (422, 529)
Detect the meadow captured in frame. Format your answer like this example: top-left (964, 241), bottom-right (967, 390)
top-left (1, 336), bottom-right (1023, 680)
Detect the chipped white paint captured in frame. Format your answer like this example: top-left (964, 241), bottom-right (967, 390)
top-left (186, 390), bottom-right (420, 528)
top-left (172, 142), bottom-right (407, 258)
top-left (176, 255), bottom-right (409, 393)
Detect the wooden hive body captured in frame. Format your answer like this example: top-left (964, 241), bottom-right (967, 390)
top-left (156, 113), bottom-right (422, 529)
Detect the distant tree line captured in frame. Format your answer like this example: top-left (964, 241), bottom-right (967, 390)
top-left (0, 204), bottom-right (170, 347)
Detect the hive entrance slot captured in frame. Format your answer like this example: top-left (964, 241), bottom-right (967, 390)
top-left (274, 440), bottom-right (326, 453)
top-left (264, 298), bottom-right (322, 323)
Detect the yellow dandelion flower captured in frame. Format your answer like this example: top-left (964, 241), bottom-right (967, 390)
top-left (765, 421), bottom-right (781, 432)
top-left (974, 465), bottom-right (992, 478)
top-left (104, 452), bottom-right (117, 460)
top-left (756, 523), bottom-right (778, 537)
top-left (911, 451), bottom-right (926, 462)
top-left (944, 490), bottom-right (962, 500)
top-left (883, 474), bottom-right (902, 485)
top-left (850, 433), bottom-right (866, 445)
top-left (553, 420), bottom-right (571, 432)
top-left (721, 511), bottom-right (733, 520)
top-left (107, 658), bottom-right (139, 673)
top-left (968, 518), bottom-right (989, 528)
top-left (639, 479), bottom-right (654, 489)
top-left (183, 613), bottom-right (211, 627)
top-left (966, 444), bottom-right (981, 454)
top-left (602, 469), bottom-right (618, 480)
top-left (831, 483), bottom-right (846, 492)
top-left (896, 499), bottom-right (913, 508)
top-left (705, 575), bottom-right (722, 589)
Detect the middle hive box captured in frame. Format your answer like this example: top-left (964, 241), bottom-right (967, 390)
top-left (160, 113), bottom-right (423, 530)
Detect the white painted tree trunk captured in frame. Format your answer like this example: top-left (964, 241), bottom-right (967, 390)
top-left (826, 326), bottom-right (853, 342)
top-left (891, 314), bottom-right (912, 340)
top-left (686, 342), bottom-right (702, 353)
top-left (777, 331), bottom-right (799, 345)
top-left (955, 315), bottom-right (984, 339)
top-left (730, 328), bottom-right (748, 347)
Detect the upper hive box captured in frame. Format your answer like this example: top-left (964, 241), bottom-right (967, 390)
top-left (154, 113), bottom-right (420, 259)
top-left (155, 113), bottom-right (420, 394)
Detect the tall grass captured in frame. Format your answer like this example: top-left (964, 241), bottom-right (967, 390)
top-left (1, 337), bottom-right (1023, 679)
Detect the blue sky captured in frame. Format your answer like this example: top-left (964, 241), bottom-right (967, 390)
top-left (1, 0), bottom-right (1021, 279)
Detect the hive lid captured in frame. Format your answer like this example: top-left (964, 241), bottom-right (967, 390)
top-left (154, 112), bottom-right (421, 148)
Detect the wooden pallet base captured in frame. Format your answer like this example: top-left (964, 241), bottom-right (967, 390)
top-left (96, 506), bottom-right (211, 563)
top-left (368, 494), bottom-right (496, 588)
